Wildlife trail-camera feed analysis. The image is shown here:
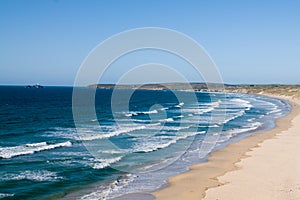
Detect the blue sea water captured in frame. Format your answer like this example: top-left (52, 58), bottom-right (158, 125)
top-left (0, 86), bottom-right (290, 200)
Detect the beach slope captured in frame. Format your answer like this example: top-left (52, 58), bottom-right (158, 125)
top-left (204, 96), bottom-right (300, 199)
top-left (153, 89), bottom-right (300, 200)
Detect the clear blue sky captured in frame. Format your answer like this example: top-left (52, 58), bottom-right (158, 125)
top-left (0, 0), bottom-right (299, 85)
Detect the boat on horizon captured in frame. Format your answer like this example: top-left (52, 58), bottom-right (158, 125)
top-left (25, 83), bottom-right (44, 88)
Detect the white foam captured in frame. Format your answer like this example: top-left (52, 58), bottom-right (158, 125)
top-left (229, 98), bottom-right (253, 110)
top-left (133, 131), bottom-right (206, 153)
top-left (125, 113), bottom-right (137, 117)
top-left (99, 149), bottom-right (125, 154)
top-left (80, 174), bottom-right (136, 200)
top-left (91, 156), bottom-right (123, 169)
top-left (25, 142), bottom-right (47, 147)
top-left (145, 125), bottom-right (190, 132)
top-left (44, 128), bottom-right (77, 139)
top-left (247, 118), bottom-right (256, 122)
top-left (0, 141), bottom-right (72, 159)
top-left (159, 118), bottom-right (174, 122)
top-left (267, 108), bottom-right (282, 115)
top-left (224, 122), bottom-right (262, 137)
top-left (78, 125), bottom-right (147, 141)
top-left (250, 122), bottom-right (263, 127)
top-left (160, 107), bottom-right (168, 110)
top-left (198, 100), bottom-right (222, 108)
top-left (162, 126), bottom-right (190, 131)
top-left (174, 102), bottom-right (184, 108)
top-left (259, 114), bottom-right (265, 119)
top-left (251, 98), bottom-right (278, 108)
top-left (1, 170), bottom-right (62, 182)
top-left (125, 109), bottom-right (158, 117)
top-left (182, 100), bottom-right (220, 115)
top-left (141, 157), bottom-right (176, 171)
top-left (222, 110), bottom-right (246, 124)
top-left (144, 110), bottom-right (159, 114)
top-left (211, 100), bottom-right (221, 107)
top-left (194, 107), bottom-right (215, 114)
top-left (230, 98), bottom-right (250, 104)
top-left (198, 124), bottom-right (219, 128)
top-left (0, 193), bottom-right (14, 198)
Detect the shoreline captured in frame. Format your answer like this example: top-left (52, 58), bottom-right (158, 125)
top-left (152, 94), bottom-right (299, 200)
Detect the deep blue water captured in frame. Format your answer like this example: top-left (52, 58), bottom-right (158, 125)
top-left (0, 86), bottom-right (290, 200)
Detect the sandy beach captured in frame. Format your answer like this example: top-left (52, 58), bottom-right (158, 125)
top-left (153, 93), bottom-right (300, 200)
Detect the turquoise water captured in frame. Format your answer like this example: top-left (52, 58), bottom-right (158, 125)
top-left (0, 86), bottom-right (289, 199)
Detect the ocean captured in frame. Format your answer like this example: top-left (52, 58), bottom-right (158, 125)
top-left (0, 86), bottom-right (290, 200)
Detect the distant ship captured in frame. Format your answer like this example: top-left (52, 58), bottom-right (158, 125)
top-left (25, 83), bottom-right (44, 88)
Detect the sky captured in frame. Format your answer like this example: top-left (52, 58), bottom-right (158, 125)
top-left (0, 0), bottom-right (299, 86)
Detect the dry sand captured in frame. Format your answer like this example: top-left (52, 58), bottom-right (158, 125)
top-left (153, 94), bottom-right (300, 200)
